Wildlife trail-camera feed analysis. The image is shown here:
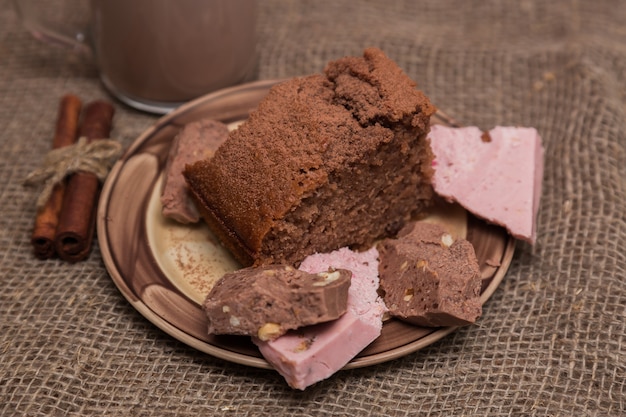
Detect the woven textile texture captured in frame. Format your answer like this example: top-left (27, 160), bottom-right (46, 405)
top-left (1, 0), bottom-right (624, 416)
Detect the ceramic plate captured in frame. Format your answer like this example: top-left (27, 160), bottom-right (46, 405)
top-left (97, 79), bottom-right (515, 369)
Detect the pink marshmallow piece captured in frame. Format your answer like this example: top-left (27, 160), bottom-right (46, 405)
top-left (429, 124), bottom-right (544, 244)
top-left (254, 246), bottom-right (386, 390)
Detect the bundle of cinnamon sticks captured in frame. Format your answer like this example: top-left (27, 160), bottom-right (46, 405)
top-left (30, 94), bottom-right (116, 262)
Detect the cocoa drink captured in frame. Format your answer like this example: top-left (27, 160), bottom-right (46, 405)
top-left (91, 0), bottom-right (257, 109)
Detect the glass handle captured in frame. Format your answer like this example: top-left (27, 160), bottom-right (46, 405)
top-left (13, 0), bottom-right (92, 56)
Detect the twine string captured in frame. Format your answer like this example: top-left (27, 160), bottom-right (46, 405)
top-left (24, 137), bottom-right (124, 208)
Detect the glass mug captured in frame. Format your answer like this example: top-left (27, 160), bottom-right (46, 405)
top-left (15, 0), bottom-right (258, 114)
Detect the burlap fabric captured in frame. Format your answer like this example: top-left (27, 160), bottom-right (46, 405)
top-left (1, 0), bottom-right (624, 415)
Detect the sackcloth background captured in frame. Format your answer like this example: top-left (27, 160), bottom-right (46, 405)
top-left (1, 0), bottom-right (624, 416)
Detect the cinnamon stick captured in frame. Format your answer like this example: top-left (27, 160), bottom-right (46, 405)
top-left (31, 94), bottom-right (82, 259)
top-left (55, 100), bottom-right (115, 262)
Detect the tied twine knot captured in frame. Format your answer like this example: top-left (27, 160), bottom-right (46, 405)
top-left (24, 137), bottom-right (124, 208)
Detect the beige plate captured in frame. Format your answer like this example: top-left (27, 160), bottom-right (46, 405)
top-left (97, 79), bottom-right (515, 370)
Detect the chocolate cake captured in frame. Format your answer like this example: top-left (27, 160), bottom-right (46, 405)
top-left (184, 48), bottom-right (436, 266)
top-left (377, 221), bottom-right (482, 327)
top-left (203, 265), bottom-right (351, 340)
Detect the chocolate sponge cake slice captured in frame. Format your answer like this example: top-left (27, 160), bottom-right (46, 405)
top-left (184, 48), bottom-right (436, 266)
